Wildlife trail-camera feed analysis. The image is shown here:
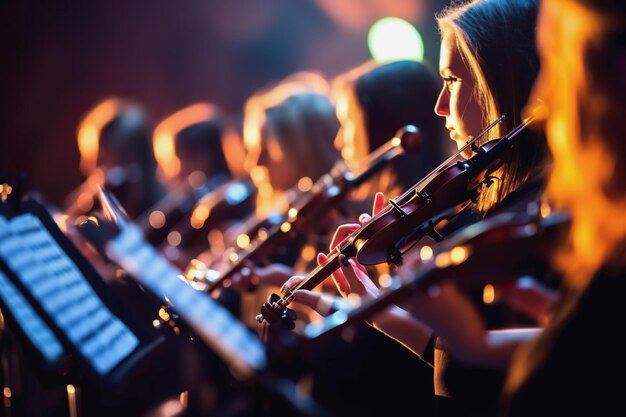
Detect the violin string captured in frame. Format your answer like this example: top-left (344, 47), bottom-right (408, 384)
top-left (411, 115), bottom-right (506, 193)
top-left (286, 116), bottom-right (508, 295)
top-left (278, 115), bottom-right (510, 303)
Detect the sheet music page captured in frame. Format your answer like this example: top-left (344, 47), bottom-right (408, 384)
top-left (0, 269), bottom-right (65, 362)
top-left (105, 224), bottom-right (266, 378)
top-left (0, 214), bottom-right (139, 375)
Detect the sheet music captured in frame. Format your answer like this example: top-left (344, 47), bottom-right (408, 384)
top-left (105, 223), bottom-right (266, 378)
top-left (0, 215), bottom-right (139, 375)
top-left (0, 270), bottom-right (64, 362)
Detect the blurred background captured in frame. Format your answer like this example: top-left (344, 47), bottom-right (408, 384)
top-left (0, 0), bottom-right (449, 205)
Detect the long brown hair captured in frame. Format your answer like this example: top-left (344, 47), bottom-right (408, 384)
top-left (437, 0), bottom-right (548, 213)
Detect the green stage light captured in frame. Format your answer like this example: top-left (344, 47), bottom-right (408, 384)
top-left (368, 17), bottom-right (424, 63)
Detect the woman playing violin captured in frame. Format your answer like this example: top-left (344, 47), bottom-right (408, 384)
top-left (229, 60), bottom-right (447, 291)
top-left (284, 1), bottom-right (551, 416)
top-left (229, 60), bottom-right (448, 417)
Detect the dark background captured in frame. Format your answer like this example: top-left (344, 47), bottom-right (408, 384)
top-left (0, 0), bottom-right (448, 205)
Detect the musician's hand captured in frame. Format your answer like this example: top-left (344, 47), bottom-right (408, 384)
top-left (230, 262), bottom-right (294, 292)
top-left (328, 223), bottom-right (360, 252)
top-left (282, 276), bottom-right (355, 317)
top-left (497, 277), bottom-right (558, 325)
top-left (290, 289), bottom-right (354, 317)
top-left (405, 281), bottom-right (491, 364)
top-left (318, 252), bottom-right (380, 301)
top-left (328, 192), bottom-right (386, 251)
top-left (356, 192), bottom-right (386, 224)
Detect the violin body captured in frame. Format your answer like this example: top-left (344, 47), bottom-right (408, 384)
top-left (205, 126), bottom-right (422, 293)
top-left (301, 210), bottom-right (570, 340)
top-left (142, 177), bottom-right (257, 267)
top-left (354, 139), bottom-right (513, 266)
top-left (257, 117), bottom-right (538, 324)
top-left (414, 209), bottom-right (569, 290)
top-left (353, 161), bottom-right (474, 265)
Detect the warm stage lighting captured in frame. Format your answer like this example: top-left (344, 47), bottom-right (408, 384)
top-left (368, 17), bottom-right (424, 63)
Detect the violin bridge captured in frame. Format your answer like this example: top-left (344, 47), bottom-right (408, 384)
top-left (389, 199), bottom-right (407, 218)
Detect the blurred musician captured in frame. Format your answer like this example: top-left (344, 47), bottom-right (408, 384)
top-left (63, 98), bottom-right (167, 220)
top-left (143, 102), bottom-right (254, 264)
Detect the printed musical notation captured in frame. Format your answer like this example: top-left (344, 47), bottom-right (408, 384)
top-left (0, 269), bottom-right (64, 362)
top-left (105, 223), bottom-right (267, 378)
top-left (0, 214), bottom-right (139, 375)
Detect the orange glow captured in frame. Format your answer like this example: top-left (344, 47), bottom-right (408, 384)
top-left (221, 125), bottom-right (247, 177)
top-left (236, 234), bottom-right (250, 249)
top-left (77, 98), bottom-right (121, 174)
top-left (420, 245), bottom-right (433, 262)
top-left (331, 61), bottom-right (405, 200)
top-left (148, 211), bottom-right (166, 229)
top-left (179, 391), bottom-right (189, 408)
top-left (167, 231), bottom-right (182, 247)
top-left (482, 284), bottom-right (495, 304)
top-left (538, 0), bottom-right (626, 288)
top-left (67, 384), bottom-right (77, 417)
top-left (434, 251), bottom-right (451, 268)
top-left (0, 183), bottom-right (13, 203)
top-left (347, 293), bottom-right (362, 306)
top-left (331, 61), bottom-right (378, 171)
top-left (243, 72), bottom-right (329, 171)
top-left (153, 103), bottom-right (219, 180)
top-left (540, 201), bottom-right (552, 218)
top-left (314, 0), bottom-right (424, 32)
top-left (76, 193), bottom-right (94, 212)
top-left (158, 308), bottom-right (170, 322)
top-left (243, 72), bottom-right (329, 216)
top-left (449, 246), bottom-right (470, 265)
top-left (208, 229), bottom-right (224, 248)
top-left (301, 244), bottom-right (316, 262)
top-left (187, 171), bottom-right (207, 189)
top-left (297, 176), bottom-right (313, 192)
top-left (378, 273), bottom-right (393, 288)
top-left (190, 204), bottom-right (210, 229)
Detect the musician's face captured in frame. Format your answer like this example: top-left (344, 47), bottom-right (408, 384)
top-left (334, 89), bottom-right (369, 170)
top-left (434, 33), bottom-right (483, 159)
top-left (258, 135), bottom-right (297, 191)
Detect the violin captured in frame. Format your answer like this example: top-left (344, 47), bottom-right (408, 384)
top-left (63, 165), bottom-right (139, 218)
top-left (138, 175), bottom-right (256, 251)
top-left (197, 125), bottom-right (423, 293)
top-left (299, 208), bottom-right (570, 341)
top-left (257, 114), bottom-right (539, 324)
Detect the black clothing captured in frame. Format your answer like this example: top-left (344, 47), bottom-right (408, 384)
top-left (424, 174), bottom-right (548, 417)
top-left (501, 262), bottom-right (626, 416)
